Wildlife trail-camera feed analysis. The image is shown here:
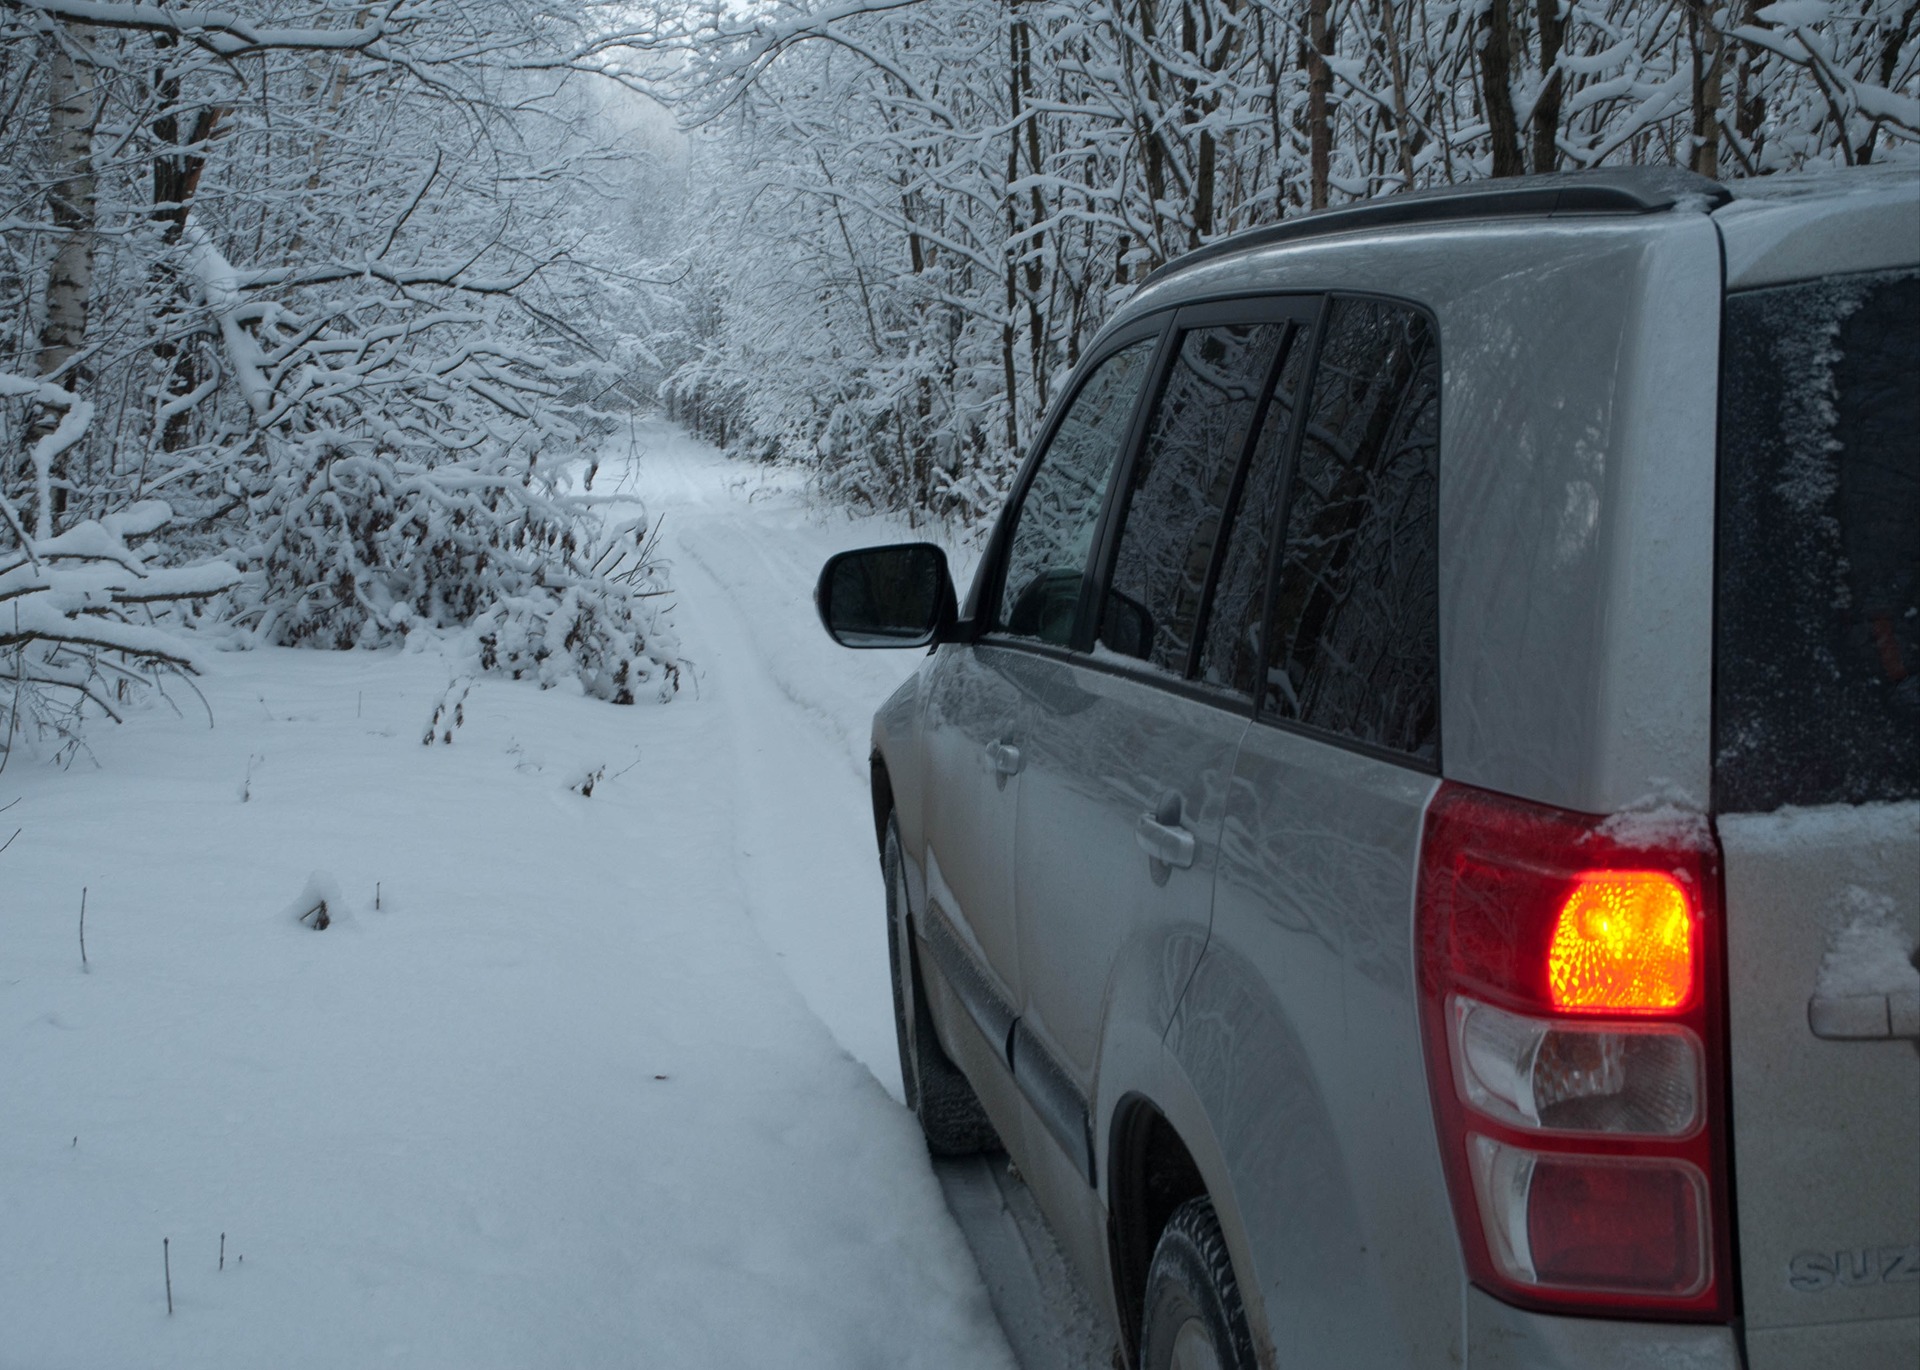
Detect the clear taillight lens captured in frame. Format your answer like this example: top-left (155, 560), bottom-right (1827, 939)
top-left (1452, 996), bottom-right (1702, 1135)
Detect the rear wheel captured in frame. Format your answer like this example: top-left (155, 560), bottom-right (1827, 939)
top-left (884, 816), bottom-right (999, 1155)
top-left (1140, 1198), bottom-right (1257, 1370)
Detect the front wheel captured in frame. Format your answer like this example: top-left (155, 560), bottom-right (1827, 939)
top-left (1140, 1197), bottom-right (1258, 1370)
top-left (883, 816), bottom-right (999, 1156)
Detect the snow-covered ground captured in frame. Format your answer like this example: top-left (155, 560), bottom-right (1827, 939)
top-left (0, 423), bottom-right (1011, 1369)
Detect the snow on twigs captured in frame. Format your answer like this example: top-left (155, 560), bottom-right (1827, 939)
top-left (645, 0), bottom-right (1918, 528)
top-left (2, 382), bottom-right (240, 759)
top-left (2, 0), bottom-right (685, 755)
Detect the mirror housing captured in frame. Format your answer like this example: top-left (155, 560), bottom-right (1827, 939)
top-left (1098, 586), bottom-right (1155, 661)
top-left (815, 543), bottom-right (958, 649)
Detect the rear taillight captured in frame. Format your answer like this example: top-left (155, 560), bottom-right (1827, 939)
top-left (1417, 782), bottom-right (1732, 1319)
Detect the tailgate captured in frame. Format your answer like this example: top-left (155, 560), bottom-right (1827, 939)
top-left (1715, 267), bottom-right (1920, 1368)
top-left (1720, 808), bottom-right (1919, 1362)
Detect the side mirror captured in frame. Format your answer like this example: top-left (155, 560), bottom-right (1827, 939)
top-left (815, 543), bottom-right (957, 649)
top-left (1098, 586), bottom-right (1155, 661)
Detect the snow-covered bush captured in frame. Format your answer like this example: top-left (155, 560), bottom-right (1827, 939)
top-left (2, 376), bottom-right (239, 758)
top-left (237, 446), bottom-right (677, 703)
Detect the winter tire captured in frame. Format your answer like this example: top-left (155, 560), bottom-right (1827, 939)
top-left (1140, 1197), bottom-right (1258, 1370)
top-left (884, 816), bottom-right (999, 1155)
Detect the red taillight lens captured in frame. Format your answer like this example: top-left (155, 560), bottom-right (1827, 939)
top-left (1470, 1137), bottom-right (1709, 1296)
top-left (1418, 782), bottom-right (1731, 1320)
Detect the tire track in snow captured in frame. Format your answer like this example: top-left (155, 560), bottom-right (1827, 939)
top-left (614, 425), bottom-right (1112, 1369)
top-left (622, 432), bottom-right (912, 1102)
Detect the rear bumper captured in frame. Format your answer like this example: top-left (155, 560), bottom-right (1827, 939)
top-left (1466, 1287), bottom-right (1741, 1369)
top-left (1744, 1316), bottom-right (1918, 1370)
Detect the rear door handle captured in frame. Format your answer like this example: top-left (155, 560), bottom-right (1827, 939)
top-left (1135, 814), bottom-right (1195, 870)
top-left (986, 741), bottom-right (1023, 776)
top-left (1809, 989), bottom-right (1920, 1040)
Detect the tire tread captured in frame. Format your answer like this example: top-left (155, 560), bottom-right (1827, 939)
top-left (1142, 1196), bottom-right (1257, 1370)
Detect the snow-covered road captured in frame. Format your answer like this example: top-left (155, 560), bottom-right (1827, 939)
top-left (0, 424), bottom-right (1029, 1368)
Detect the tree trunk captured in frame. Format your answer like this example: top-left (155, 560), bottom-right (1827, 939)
top-left (1306, 0), bottom-right (1334, 209)
top-left (1531, 0), bottom-right (1566, 173)
top-left (150, 36), bottom-right (225, 453)
top-left (1004, 10), bottom-right (1027, 455)
top-left (1732, 0), bottom-right (1769, 166)
top-left (1130, 0), bottom-right (1172, 257)
top-left (1689, 1), bottom-right (1726, 176)
top-left (1014, 13), bottom-right (1049, 416)
top-left (1480, 0), bottom-right (1525, 177)
top-left (31, 30), bottom-right (100, 527)
top-left (1380, 0), bottom-right (1421, 186)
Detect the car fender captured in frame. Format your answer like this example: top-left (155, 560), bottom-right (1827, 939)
top-left (1090, 923), bottom-right (1275, 1359)
top-left (1155, 939), bottom-right (1376, 1368)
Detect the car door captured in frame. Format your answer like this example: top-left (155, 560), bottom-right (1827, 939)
top-left (918, 331), bottom-right (1161, 1077)
top-left (1008, 301), bottom-right (1316, 1203)
top-left (1172, 296), bottom-right (1456, 1365)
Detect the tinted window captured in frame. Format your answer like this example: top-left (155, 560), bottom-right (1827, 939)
top-left (1263, 297), bottom-right (1440, 760)
top-left (997, 340), bottom-right (1156, 643)
top-left (1716, 269), bottom-right (1919, 812)
top-left (1099, 322), bottom-right (1290, 671)
top-left (1197, 331), bottom-right (1313, 694)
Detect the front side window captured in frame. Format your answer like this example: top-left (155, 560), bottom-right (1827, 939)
top-left (1263, 297), bottom-right (1440, 761)
top-left (997, 339), bottom-right (1156, 644)
top-left (1716, 269), bottom-right (1919, 812)
top-left (1099, 322), bottom-right (1291, 672)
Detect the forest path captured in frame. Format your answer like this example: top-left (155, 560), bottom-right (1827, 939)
top-left (604, 422), bottom-right (1115, 1370)
top-left (610, 426), bottom-right (924, 1092)
top-left (0, 427), bottom-right (1013, 1369)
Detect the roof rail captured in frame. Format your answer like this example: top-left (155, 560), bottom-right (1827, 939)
top-left (1141, 168), bottom-right (1731, 287)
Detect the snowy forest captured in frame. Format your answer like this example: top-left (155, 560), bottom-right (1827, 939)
top-left (2, 0), bottom-right (1916, 756)
top-left (1, 5), bottom-right (1916, 1365)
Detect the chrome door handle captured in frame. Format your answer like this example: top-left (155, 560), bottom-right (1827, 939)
top-left (1809, 989), bottom-right (1920, 1040)
top-left (986, 741), bottom-right (1023, 776)
top-left (1135, 814), bottom-right (1195, 869)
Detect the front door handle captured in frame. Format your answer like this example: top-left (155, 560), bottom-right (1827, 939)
top-left (1135, 809), bottom-right (1195, 870)
top-left (986, 741), bottom-right (1023, 776)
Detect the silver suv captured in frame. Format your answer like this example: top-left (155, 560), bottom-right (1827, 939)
top-left (814, 167), bottom-right (1918, 1370)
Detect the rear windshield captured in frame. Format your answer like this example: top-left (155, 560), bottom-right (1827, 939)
top-left (1715, 268), bottom-right (1920, 813)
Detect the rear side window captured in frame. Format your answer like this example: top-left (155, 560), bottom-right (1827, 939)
top-left (1715, 269), bottom-right (1920, 813)
top-left (1098, 322), bottom-right (1290, 671)
top-left (997, 340), bottom-right (1156, 644)
top-left (1196, 331), bottom-right (1313, 694)
top-left (1262, 297), bottom-right (1440, 761)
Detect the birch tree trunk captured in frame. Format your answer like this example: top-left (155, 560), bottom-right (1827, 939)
top-left (31, 29), bottom-right (99, 526)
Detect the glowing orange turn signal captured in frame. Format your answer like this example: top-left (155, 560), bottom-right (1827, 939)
top-left (1548, 872), bottom-right (1695, 1013)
